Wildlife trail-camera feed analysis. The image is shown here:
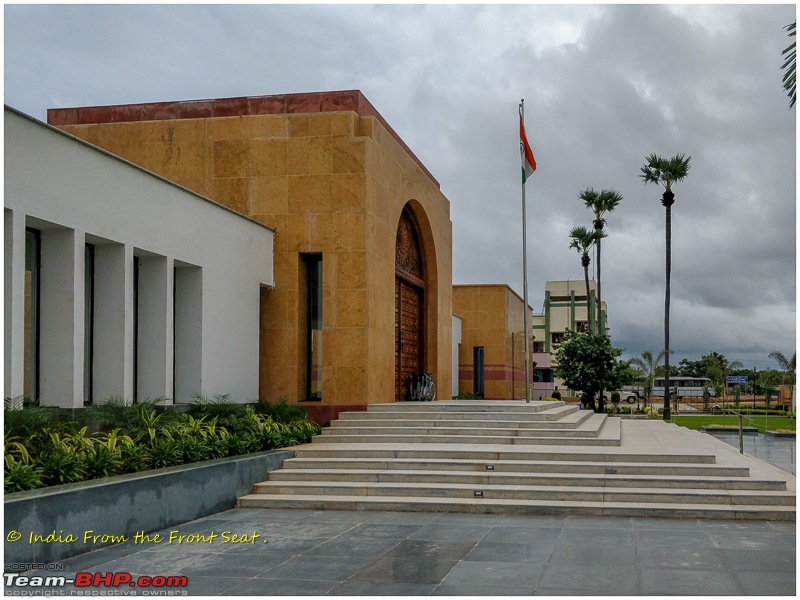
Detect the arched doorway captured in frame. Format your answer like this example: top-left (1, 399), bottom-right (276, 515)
top-left (395, 208), bottom-right (426, 401)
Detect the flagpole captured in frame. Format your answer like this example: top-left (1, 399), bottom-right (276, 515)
top-left (520, 99), bottom-right (532, 404)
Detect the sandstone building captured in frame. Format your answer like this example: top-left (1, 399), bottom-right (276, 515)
top-left (47, 91), bottom-right (453, 421)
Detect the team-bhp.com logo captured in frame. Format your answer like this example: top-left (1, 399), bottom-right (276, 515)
top-left (5, 571), bottom-right (188, 595)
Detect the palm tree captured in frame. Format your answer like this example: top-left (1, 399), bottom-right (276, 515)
top-left (782, 21), bottom-right (796, 109)
top-left (569, 226), bottom-right (604, 330)
top-left (628, 349), bottom-right (668, 409)
top-left (769, 350), bottom-right (796, 385)
top-left (640, 153), bottom-right (691, 420)
top-left (580, 188), bottom-right (623, 334)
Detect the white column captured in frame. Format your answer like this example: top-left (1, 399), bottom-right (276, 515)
top-left (93, 243), bottom-right (135, 403)
top-left (39, 227), bottom-right (85, 408)
top-left (136, 255), bottom-right (173, 402)
top-left (4, 208), bottom-right (26, 398)
top-left (173, 265), bottom-right (202, 403)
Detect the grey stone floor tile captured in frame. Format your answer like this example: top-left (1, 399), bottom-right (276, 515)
top-left (177, 552), bottom-right (288, 577)
top-left (260, 521), bottom-right (359, 539)
top-left (223, 577), bottom-right (341, 595)
top-left (349, 555), bottom-right (459, 584)
top-left (303, 536), bottom-right (402, 557)
top-left (633, 516), bottom-right (703, 531)
top-left (431, 583), bottom-right (533, 595)
top-left (639, 566), bottom-right (745, 595)
top-left (442, 559), bottom-right (545, 587)
top-left (564, 515), bottom-right (633, 530)
top-left (328, 580), bottom-right (438, 595)
top-left (718, 547), bottom-right (796, 571)
top-left (408, 522), bottom-right (492, 542)
top-left (243, 536), bottom-right (330, 554)
top-left (708, 530), bottom-right (796, 550)
top-left (465, 540), bottom-right (555, 562)
top-left (334, 522), bottom-right (423, 539)
top-left (383, 539), bottom-right (477, 562)
top-left (536, 563), bottom-right (639, 595)
top-left (492, 514), bottom-right (567, 528)
top-left (481, 525), bottom-right (562, 545)
top-left (732, 569), bottom-right (797, 596)
top-left (635, 529), bottom-right (713, 549)
top-left (635, 545), bottom-right (727, 569)
top-left (558, 526), bottom-right (635, 546)
top-left (549, 540), bottom-right (635, 565)
top-left (258, 554), bottom-right (374, 581)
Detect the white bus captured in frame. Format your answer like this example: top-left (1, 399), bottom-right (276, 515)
top-left (653, 377), bottom-right (715, 399)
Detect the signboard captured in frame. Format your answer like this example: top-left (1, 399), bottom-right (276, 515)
top-left (727, 376), bottom-right (748, 384)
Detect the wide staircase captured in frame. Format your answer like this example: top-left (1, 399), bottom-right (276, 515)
top-left (238, 401), bottom-right (796, 520)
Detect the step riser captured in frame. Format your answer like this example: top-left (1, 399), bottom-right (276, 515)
top-left (321, 428), bottom-right (603, 437)
top-left (295, 448), bottom-right (715, 463)
top-left (331, 418), bottom-right (591, 429)
top-left (337, 408), bottom-right (580, 422)
top-left (267, 471), bottom-right (784, 491)
top-left (248, 484), bottom-right (795, 506)
top-left (237, 496), bottom-right (795, 521)
top-left (365, 403), bottom-right (562, 413)
top-left (282, 459), bottom-right (750, 477)
top-left (313, 435), bottom-right (620, 446)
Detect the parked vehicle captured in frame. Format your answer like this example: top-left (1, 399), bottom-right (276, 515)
top-left (653, 377), bottom-right (715, 399)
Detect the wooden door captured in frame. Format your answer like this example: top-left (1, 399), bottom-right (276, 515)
top-left (395, 278), bottom-right (423, 401)
top-left (394, 208), bottom-right (426, 401)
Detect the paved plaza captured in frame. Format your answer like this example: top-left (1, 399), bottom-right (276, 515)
top-left (5, 506), bottom-right (795, 596)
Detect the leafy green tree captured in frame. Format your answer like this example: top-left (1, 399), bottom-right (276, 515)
top-left (782, 21), bottom-right (796, 109)
top-left (640, 153), bottom-right (691, 419)
top-left (580, 188), bottom-right (622, 334)
top-left (569, 225), bottom-right (604, 329)
top-left (629, 349), bottom-right (668, 408)
top-left (553, 330), bottom-right (630, 413)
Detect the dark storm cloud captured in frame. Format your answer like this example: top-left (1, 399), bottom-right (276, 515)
top-left (4, 3), bottom-right (795, 369)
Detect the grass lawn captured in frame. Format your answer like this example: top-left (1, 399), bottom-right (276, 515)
top-left (670, 414), bottom-right (796, 434)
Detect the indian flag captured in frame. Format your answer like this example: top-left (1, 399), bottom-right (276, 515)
top-left (519, 112), bottom-right (537, 183)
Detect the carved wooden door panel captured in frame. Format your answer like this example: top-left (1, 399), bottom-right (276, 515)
top-left (395, 208), bottom-right (425, 401)
top-left (395, 279), bottom-right (423, 401)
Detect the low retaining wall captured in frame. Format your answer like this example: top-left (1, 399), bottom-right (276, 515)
top-left (4, 448), bottom-right (293, 564)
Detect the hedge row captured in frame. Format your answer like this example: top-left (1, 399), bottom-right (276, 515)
top-left (4, 397), bottom-right (321, 493)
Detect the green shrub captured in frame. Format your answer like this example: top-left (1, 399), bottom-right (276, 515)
top-left (39, 449), bottom-right (87, 486)
top-left (4, 458), bottom-right (44, 493)
top-left (551, 388), bottom-right (562, 400)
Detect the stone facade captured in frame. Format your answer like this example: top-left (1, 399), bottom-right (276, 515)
top-left (48, 91), bottom-right (452, 421)
top-left (452, 285), bottom-right (533, 400)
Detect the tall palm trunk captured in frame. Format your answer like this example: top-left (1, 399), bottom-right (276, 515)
top-left (663, 191), bottom-right (674, 419)
top-left (581, 252), bottom-right (599, 412)
top-left (595, 228), bottom-right (602, 334)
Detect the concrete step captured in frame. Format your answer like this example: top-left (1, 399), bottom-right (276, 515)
top-left (321, 425), bottom-right (605, 438)
top-left (237, 493), bottom-right (795, 521)
top-left (312, 434), bottom-right (621, 446)
top-left (281, 457), bottom-right (751, 478)
top-left (266, 468), bottom-right (785, 491)
top-left (337, 404), bottom-right (580, 422)
top-left (331, 411), bottom-right (594, 430)
top-left (318, 414), bottom-right (617, 445)
top-left (365, 401), bottom-right (562, 413)
top-left (247, 480), bottom-right (794, 505)
top-left (294, 445), bottom-right (717, 464)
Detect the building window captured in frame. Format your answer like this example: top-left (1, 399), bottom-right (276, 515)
top-left (575, 321), bottom-right (589, 333)
top-left (24, 228), bottom-right (41, 401)
top-left (534, 368), bottom-right (554, 383)
top-left (533, 341), bottom-right (545, 353)
top-left (551, 332), bottom-right (565, 345)
top-left (305, 254), bottom-right (323, 400)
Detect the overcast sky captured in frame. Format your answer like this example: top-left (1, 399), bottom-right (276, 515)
top-left (4, 3), bottom-right (796, 371)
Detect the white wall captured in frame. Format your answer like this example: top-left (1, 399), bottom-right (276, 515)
top-left (4, 107), bottom-right (274, 406)
top-left (452, 314), bottom-right (462, 398)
